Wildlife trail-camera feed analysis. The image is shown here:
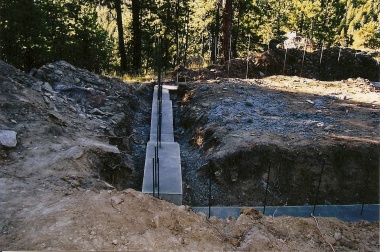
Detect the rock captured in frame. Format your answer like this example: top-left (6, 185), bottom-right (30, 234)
top-left (71, 180), bottom-right (80, 188)
top-left (245, 101), bottom-right (253, 107)
top-left (42, 82), bottom-right (53, 92)
top-left (184, 227), bottom-right (192, 232)
top-left (177, 205), bottom-right (187, 212)
top-left (31, 82), bottom-right (42, 92)
top-left (209, 216), bottom-right (218, 223)
top-left (48, 111), bottom-right (67, 126)
top-left (226, 215), bottom-right (235, 223)
top-left (152, 215), bottom-right (160, 228)
top-left (112, 239), bottom-right (118, 245)
top-left (334, 232), bottom-right (342, 241)
top-left (240, 207), bottom-right (263, 220)
top-left (0, 130), bottom-right (17, 147)
top-left (201, 103), bottom-right (210, 108)
top-left (325, 235), bottom-right (336, 246)
top-left (43, 96), bottom-right (50, 104)
top-left (90, 108), bottom-right (106, 116)
top-left (230, 238), bottom-right (240, 246)
top-left (111, 196), bottom-right (124, 205)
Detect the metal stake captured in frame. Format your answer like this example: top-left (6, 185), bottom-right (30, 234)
top-left (152, 157), bottom-right (155, 197)
top-left (313, 159), bottom-right (325, 215)
top-left (208, 166), bottom-right (212, 218)
top-left (157, 157), bottom-right (160, 198)
top-left (263, 164), bottom-right (271, 214)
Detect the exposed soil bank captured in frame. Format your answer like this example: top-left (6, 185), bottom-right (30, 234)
top-left (174, 76), bottom-right (379, 206)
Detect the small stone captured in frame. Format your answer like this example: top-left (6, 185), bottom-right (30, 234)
top-left (334, 232), bottom-right (342, 241)
top-left (240, 207), bottom-right (263, 220)
top-left (325, 235), bottom-right (336, 246)
top-left (112, 239), bottom-right (118, 245)
top-left (90, 230), bottom-right (96, 235)
top-left (184, 227), bottom-right (192, 232)
top-left (201, 103), bottom-right (210, 108)
top-left (10, 119), bottom-right (17, 124)
top-left (111, 196), bottom-right (124, 205)
top-left (31, 82), bottom-right (42, 92)
top-left (316, 122), bottom-right (324, 127)
top-left (43, 96), bottom-right (50, 104)
top-left (226, 215), bottom-right (235, 223)
top-left (42, 82), bottom-right (53, 92)
top-left (177, 205), bottom-right (187, 212)
top-left (208, 216), bottom-right (218, 223)
top-left (152, 215), bottom-right (160, 228)
top-left (0, 130), bottom-right (17, 147)
top-left (230, 238), bottom-right (240, 246)
top-left (71, 180), bottom-right (80, 188)
top-left (90, 108), bottom-right (106, 115)
top-left (245, 101), bottom-right (253, 107)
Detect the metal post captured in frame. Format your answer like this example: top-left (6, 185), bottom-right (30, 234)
top-left (300, 46), bottom-right (306, 77)
top-left (263, 164), bottom-right (271, 214)
top-left (361, 168), bottom-right (370, 215)
top-left (283, 48), bottom-right (287, 75)
top-left (313, 159), bottom-right (325, 215)
top-left (246, 34), bottom-right (250, 79)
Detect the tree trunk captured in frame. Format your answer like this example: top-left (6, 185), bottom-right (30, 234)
top-left (131, 0), bottom-right (141, 73)
top-left (183, 8), bottom-right (189, 66)
top-left (115, 0), bottom-right (128, 73)
top-left (211, 1), bottom-right (221, 64)
top-left (174, 0), bottom-right (180, 66)
top-left (221, 0), bottom-right (233, 64)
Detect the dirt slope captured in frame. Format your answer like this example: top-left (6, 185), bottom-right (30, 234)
top-left (0, 60), bottom-right (379, 251)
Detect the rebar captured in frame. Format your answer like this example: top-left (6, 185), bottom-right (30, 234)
top-left (152, 157), bottom-right (155, 197)
top-left (263, 164), bottom-right (271, 214)
top-left (208, 166), bottom-right (212, 218)
top-left (313, 159), bottom-right (326, 215)
top-left (157, 157), bottom-right (160, 198)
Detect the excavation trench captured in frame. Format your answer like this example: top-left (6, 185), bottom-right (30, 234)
top-left (173, 79), bottom-right (380, 207)
top-left (87, 84), bottom-right (154, 191)
top-left (88, 77), bottom-right (379, 208)
top-left (193, 143), bottom-right (379, 206)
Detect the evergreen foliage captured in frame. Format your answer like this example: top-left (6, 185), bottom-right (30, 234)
top-left (0, 0), bottom-right (112, 72)
top-left (0, 0), bottom-right (378, 73)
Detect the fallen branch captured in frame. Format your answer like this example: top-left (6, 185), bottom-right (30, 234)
top-left (311, 214), bottom-right (335, 252)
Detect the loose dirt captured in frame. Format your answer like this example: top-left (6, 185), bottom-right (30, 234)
top-left (0, 59), bottom-right (379, 251)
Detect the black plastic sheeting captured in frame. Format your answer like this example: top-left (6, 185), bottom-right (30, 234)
top-left (193, 204), bottom-right (379, 222)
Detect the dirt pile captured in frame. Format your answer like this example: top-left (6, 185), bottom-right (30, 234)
top-left (174, 76), bottom-right (379, 207)
top-left (174, 47), bottom-right (380, 81)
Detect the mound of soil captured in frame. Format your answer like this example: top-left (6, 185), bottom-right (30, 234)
top-left (174, 47), bottom-right (380, 81)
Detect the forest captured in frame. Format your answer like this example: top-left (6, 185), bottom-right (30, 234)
top-left (0, 0), bottom-right (379, 75)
